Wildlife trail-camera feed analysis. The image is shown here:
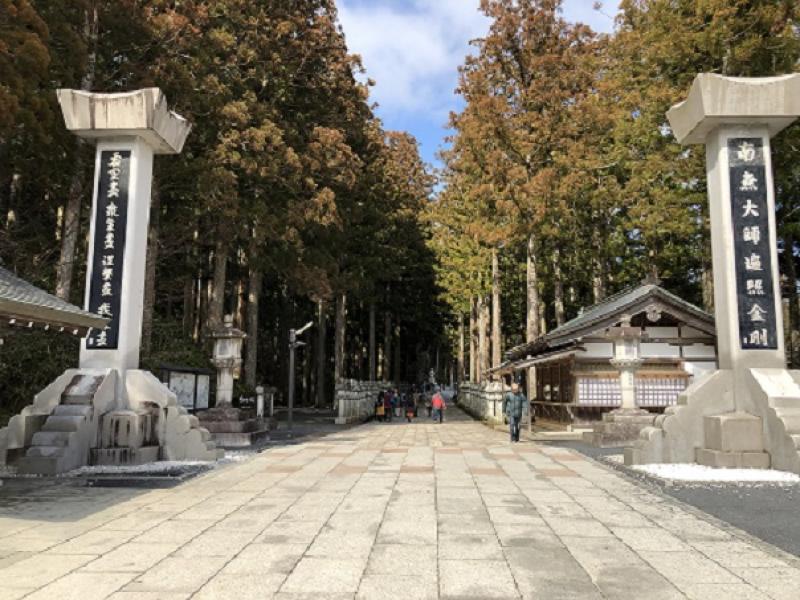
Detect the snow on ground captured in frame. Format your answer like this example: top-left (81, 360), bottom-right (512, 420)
top-left (634, 463), bottom-right (800, 483)
top-left (67, 461), bottom-right (212, 476)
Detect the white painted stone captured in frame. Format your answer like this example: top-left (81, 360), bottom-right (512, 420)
top-left (57, 88), bottom-right (191, 154)
top-left (667, 73), bottom-right (800, 144)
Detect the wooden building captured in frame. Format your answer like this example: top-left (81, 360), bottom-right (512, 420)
top-left (499, 283), bottom-right (717, 422)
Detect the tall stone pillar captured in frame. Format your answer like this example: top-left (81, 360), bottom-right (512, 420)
top-left (57, 88), bottom-right (191, 392)
top-left (626, 74), bottom-right (800, 472)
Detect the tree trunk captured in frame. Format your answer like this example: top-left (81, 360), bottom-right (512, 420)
top-left (182, 276), bottom-right (194, 337)
top-left (394, 327), bottom-right (402, 384)
top-left (55, 165), bottom-right (84, 300)
top-left (315, 300), bottom-right (327, 408)
top-left (526, 235), bottom-right (541, 342)
top-left (55, 4), bottom-right (98, 300)
top-left (457, 314), bottom-right (465, 385)
top-left (591, 235), bottom-right (606, 304)
top-left (334, 293), bottom-right (346, 383)
top-left (701, 267), bottom-right (715, 313)
top-left (368, 302), bottom-right (376, 380)
top-left (244, 267), bottom-right (262, 389)
top-left (141, 180), bottom-right (160, 357)
top-left (491, 249), bottom-right (502, 370)
top-left (208, 239), bottom-right (228, 331)
top-left (383, 311), bottom-right (392, 382)
top-left (553, 248), bottom-right (565, 327)
top-left (469, 296), bottom-right (478, 382)
top-left (477, 296), bottom-right (487, 383)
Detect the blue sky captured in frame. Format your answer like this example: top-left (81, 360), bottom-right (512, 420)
top-left (338, 0), bottom-right (617, 169)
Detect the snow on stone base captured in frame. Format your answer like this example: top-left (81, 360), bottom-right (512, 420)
top-left (634, 463), bottom-right (800, 483)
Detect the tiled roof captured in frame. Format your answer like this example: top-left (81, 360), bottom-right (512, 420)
top-left (0, 266), bottom-right (107, 333)
top-left (506, 283), bottom-right (714, 362)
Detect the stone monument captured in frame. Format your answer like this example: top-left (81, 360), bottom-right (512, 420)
top-left (0, 89), bottom-right (222, 474)
top-left (584, 315), bottom-right (657, 447)
top-left (627, 74), bottom-right (800, 472)
top-left (197, 315), bottom-right (272, 446)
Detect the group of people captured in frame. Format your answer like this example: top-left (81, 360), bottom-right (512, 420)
top-left (372, 381), bottom-right (529, 442)
top-left (375, 388), bottom-right (415, 423)
top-left (374, 386), bottom-right (448, 424)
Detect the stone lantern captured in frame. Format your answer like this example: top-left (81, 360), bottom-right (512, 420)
top-left (585, 314), bottom-right (657, 447)
top-left (609, 314), bottom-right (644, 411)
top-left (211, 315), bottom-right (246, 407)
top-left (198, 315), bottom-right (272, 447)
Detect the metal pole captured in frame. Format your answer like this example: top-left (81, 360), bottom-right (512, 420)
top-left (288, 329), bottom-right (296, 434)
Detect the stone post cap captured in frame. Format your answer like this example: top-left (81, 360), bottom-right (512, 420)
top-left (57, 88), bottom-right (191, 154)
top-left (667, 73), bottom-right (800, 145)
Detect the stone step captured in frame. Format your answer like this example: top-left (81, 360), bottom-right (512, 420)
top-left (31, 431), bottom-right (72, 447)
top-left (52, 405), bottom-right (92, 418)
top-left (777, 414), bottom-right (800, 434)
top-left (25, 445), bottom-right (66, 458)
top-left (41, 415), bottom-right (85, 432)
top-left (769, 396), bottom-right (800, 410)
top-left (696, 448), bottom-right (770, 469)
top-left (61, 393), bottom-right (94, 405)
top-left (773, 407), bottom-right (800, 419)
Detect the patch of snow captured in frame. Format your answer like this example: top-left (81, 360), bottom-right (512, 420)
top-left (634, 463), bottom-right (800, 483)
top-left (222, 451), bottom-right (252, 463)
top-left (66, 461), bottom-right (212, 477)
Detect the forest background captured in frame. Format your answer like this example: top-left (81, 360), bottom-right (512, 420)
top-left (1, 1), bottom-right (799, 420)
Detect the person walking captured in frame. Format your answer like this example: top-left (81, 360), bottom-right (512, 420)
top-left (404, 393), bottom-right (415, 423)
top-left (383, 391), bottom-right (393, 422)
top-left (503, 382), bottom-right (528, 443)
top-left (375, 391), bottom-right (386, 422)
top-left (431, 388), bottom-right (446, 424)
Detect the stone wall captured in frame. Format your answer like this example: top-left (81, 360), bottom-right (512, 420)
top-left (335, 380), bottom-right (393, 425)
top-left (457, 381), bottom-right (506, 426)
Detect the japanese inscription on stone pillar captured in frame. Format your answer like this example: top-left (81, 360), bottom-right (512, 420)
top-left (729, 138), bottom-right (777, 350)
top-left (86, 150), bottom-right (130, 349)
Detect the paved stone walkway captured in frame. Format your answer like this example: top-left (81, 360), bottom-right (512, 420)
top-left (0, 407), bottom-right (799, 599)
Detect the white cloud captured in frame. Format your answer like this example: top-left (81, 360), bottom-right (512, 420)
top-left (338, 0), bottom-right (489, 120)
top-left (337, 0), bottom-right (616, 165)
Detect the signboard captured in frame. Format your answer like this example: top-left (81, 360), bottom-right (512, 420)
top-left (728, 138), bottom-right (778, 350)
top-left (167, 371), bottom-right (211, 410)
top-left (86, 150), bottom-right (131, 350)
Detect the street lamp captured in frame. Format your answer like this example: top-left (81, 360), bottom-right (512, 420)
top-left (288, 320), bottom-right (313, 433)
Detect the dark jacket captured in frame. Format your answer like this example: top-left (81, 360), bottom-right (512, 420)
top-left (503, 392), bottom-right (528, 419)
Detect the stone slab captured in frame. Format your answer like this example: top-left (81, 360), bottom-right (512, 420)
top-left (704, 413), bottom-right (764, 452)
top-left (696, 448), bottom-right (770, 469)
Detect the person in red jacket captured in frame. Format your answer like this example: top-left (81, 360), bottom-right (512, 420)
top-left (431, 388), bottom-right (446, 424)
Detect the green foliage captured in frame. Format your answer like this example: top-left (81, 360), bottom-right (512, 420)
top-left (0, 329), bottom-right (78, 423)
top-left (433, 0), bottom-right (800, 358)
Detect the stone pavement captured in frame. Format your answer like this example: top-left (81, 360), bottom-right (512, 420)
top-left (0, 407), bottom-right (799, 599)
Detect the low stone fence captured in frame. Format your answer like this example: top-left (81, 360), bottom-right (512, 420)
top-left (458, 382), bottom-right (506, 426)
top-left (334, 380), bottom-right (393, 425)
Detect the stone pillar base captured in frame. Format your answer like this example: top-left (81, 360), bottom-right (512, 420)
top-left (583, 408), bottom-right (657, 448)
top-left (196, 406), bottom-right (273, 448)
top-left (625, 369), bottom-right (800, 473)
